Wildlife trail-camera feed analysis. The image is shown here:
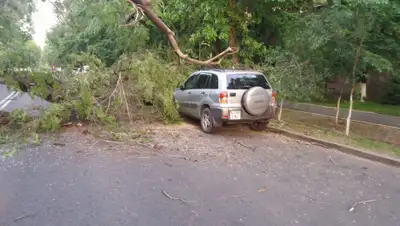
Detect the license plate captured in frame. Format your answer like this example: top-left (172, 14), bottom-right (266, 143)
top-left (229, 111), bottom-right (241, 120)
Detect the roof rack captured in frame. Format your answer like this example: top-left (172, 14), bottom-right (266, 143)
top-left (198, 66), bottom-right (258, 72)
top-left (198, 67), bottom-right (225, 71)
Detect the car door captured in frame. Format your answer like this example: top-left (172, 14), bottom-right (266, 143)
top-left (189, 73), bottom-right (211, 118)
top-left (174, 73), bottom-right (199, 115)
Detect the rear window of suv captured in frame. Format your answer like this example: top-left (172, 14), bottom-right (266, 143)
top-left (226, 73), bottom-right (270, 89)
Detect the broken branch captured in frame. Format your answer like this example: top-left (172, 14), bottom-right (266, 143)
top-left (161, 189), bottom-right (189, 205)
top-left (329, 156), bottom-right (336, 165)
top-left (235, 140), bottom-right (257, 151)
top-left (121, 3), bottom-right (144, 27)
top-left (126, 0), bottom-right (237, 65)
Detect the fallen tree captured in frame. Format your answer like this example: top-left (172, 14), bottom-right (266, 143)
top-left (124, 0), bottom-right (238, 65)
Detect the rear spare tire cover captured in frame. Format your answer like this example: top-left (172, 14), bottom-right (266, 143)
top-left (242, 86), bottom-right (270, 116)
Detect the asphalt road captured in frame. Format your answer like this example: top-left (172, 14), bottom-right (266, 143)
top-left (0, 84), bottom-right (50, 117)
top-left (0, 125), bottom-right (399, 226)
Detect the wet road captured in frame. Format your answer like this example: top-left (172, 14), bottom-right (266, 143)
top-left (0, 84), bottom-right (50, 116)
top-left (1, 125), bottom-right (399, 226)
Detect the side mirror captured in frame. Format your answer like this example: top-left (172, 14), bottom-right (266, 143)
top-left (179, 85), bottom-right (185, 90)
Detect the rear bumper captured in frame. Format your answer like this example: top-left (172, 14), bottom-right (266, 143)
top-left (211, 106), bottom-right (276, 125)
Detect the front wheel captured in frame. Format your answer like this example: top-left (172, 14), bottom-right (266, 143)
top-left (249, 121), bottom-right (268, 131)
top-left (200, 108), bottom-right (216, 134)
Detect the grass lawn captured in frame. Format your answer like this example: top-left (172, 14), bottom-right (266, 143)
top-left (271, 109), bottom-right (400, 158)
top-left (314, 101), bottom-right (400, 116)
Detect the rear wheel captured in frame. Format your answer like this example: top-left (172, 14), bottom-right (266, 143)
top-left (249, 121), bottom-right (268, 131)
top-left (200, 108), bottom-right (216, 134)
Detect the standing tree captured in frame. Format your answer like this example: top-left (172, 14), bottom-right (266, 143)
top-left (0, 0), bottom-right (36, 73)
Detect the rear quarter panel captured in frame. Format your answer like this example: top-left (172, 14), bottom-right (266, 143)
top-left (195, 89), bottom-right (221, 119)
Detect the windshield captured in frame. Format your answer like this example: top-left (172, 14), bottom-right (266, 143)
top-left (226, 73), bottom-right (270, 89)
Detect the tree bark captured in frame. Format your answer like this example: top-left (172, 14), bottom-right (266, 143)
top-left (128, 0), bottom-right (237, 65)
top-left (278, 98), bottom-right (284, 121)
top-left (345, 87), bottom-right (353, 136)
top-left (335, 90), bottom-right (342, 125)
top-left (360, 82), bottom-right (367, 102)
top-left (228, 0), bottom-right (239, 65)
top-left (345, 35), bottom-right (364, 136)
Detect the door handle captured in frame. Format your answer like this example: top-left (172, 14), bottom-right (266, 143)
top-left (188, 91), bottom-right (191, 94)
top-left (200, 91), bottom-right (206, 95)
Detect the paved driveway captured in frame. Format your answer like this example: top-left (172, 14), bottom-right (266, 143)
top-left (0, 125), bottom-right (399, 226)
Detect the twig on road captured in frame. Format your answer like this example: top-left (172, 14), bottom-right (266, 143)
top-left (329, 156), bottom-right (336, 165)
top-left (161, 189), bottom-right (189, 205)
top-left (349, 199), bottom-right (376, 212)
top-left (235, 140), bottom-right (257, 151)
top-left (13, 213), bottom-right (37, 222)
top-left (53, 142), bottom-right (66, 146)
top-left (89, 141), bottom-right (99, 150)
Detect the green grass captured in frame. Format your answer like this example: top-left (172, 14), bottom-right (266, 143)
top-left (313, 101), bottom-right (400, 117)
top-left (272, 109), bottom-right (400, 158)
top-left (271, 121), bottom-right (400, 158)
top-left (353, 136), bottom-right (400, 157)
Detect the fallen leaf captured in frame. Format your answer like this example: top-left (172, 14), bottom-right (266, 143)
top-left (258, 186), bottom-right (267, 193)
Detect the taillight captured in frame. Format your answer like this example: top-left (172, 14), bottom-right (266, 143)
top-left (271, 90), bottom-right (276, 105)
top-left (219, 91), bottom-right (228, 104)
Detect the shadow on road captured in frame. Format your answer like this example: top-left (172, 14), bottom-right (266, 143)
top-left (180, 115), bottom-right (264, 138)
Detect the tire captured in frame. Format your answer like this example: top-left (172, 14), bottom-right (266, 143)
top-left (200, 108), bottom-right (216, 134)
top-left (249, 121), bottom-right (268, 131)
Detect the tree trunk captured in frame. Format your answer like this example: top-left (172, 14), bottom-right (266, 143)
top-left (228, 0), bottom-right (239, 65)
top-left (360, 82), bottom-right (367, 102)
top-left (345, 87), bottom-right (354, 136)
top-left (278, 99), bottom-right (284, 121)
top-left (345, 32), bottom-right (365, 136)
top-left (335, 90), bottom-right (342, 125)
top-left (229, 25), bottom-right (239, 65)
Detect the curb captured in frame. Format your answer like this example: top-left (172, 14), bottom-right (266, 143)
top-left (267, 127), bottom-right (400, 168)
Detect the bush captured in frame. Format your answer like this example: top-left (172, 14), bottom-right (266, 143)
top-left (121, 52), bottom-right (191, 123)
top-left (36, 103), bottom-right (69, 132)
top-left (9, 109), bottom-right (27, 129)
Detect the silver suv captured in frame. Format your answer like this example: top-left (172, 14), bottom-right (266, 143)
top-left (173, 69), bottom-right (277, 133)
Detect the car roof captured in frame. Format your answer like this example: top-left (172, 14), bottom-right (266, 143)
top-left (195, 69), bottom-right (263, 75)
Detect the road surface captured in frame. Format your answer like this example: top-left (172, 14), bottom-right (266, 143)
top-left (0, 84), bottom-right (50, 116)
top-left (0, 124), bottom-right (399, 226)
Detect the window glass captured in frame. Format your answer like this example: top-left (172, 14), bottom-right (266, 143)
top-left (195, 73), bottom-right (210, 89)
top-left (226, 73), bottom-right (270, 89)
top-left (209, 74), bottom-right (219, 89)
top-left (184, 74), bottom-right (199, 89)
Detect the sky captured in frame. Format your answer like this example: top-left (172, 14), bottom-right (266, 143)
top-left (32, 0), bottom-right (57, 48)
